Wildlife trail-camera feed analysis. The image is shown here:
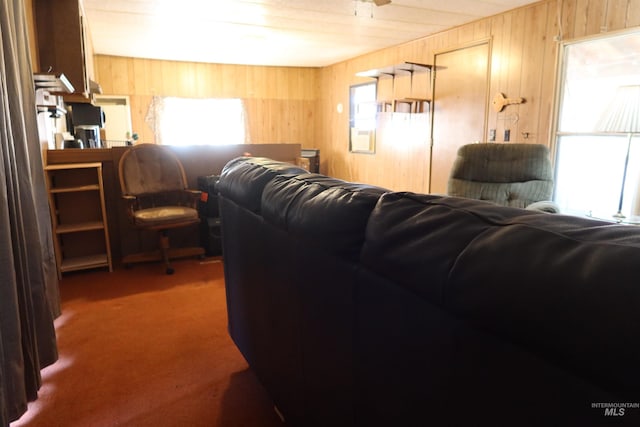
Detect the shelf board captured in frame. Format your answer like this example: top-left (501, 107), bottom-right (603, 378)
top-left (378, 98), bottom-right (431, 113)
top-left (356, 62), bottom-right (432, 79)
top-left (37, 104), bottom-right (67, 117)
top-left (49, 184), bottom-right (100, 193)
top-left (398, 97), bottom-right (430, 102)
top-left (45, 162), bottom-right (102, 170)
top-left (34, 73), bottom-right (74, 93)
top-left (60, 254), bottom-right (109, 273)
top-left (56, 221), bottom-right (105, 234)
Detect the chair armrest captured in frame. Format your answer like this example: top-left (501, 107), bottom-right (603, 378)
top-left (121, 194), bottom-right (138, 220)
top-left (526, 200), bottom-right (561, 214)
top-left (185, 189), bottom-right (201, 209)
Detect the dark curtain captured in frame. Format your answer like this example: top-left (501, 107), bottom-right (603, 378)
top-left (1, 0), bottom-right (61, 424)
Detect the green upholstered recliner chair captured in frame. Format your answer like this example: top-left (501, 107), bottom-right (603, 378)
top-left (118, 143), bottom-right (204, 274)
top-left (447, 143), bottom-right (560, 213)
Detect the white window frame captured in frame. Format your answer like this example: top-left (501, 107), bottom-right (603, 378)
top-left (551, 28), bottom-right (640, 222)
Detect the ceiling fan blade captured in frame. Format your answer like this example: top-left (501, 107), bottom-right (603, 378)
top-left (373, 0), bottom-right (391, 5)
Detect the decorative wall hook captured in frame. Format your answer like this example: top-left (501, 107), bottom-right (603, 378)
top-left (492, 92), bottom-right (525, 112)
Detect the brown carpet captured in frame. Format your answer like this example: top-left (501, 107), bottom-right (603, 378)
top-left (11, 258), bottom-right (285, 427)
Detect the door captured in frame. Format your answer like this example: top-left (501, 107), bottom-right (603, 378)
top-left (429, 42), bottom-right (490, 194)
top-left (93, 95), bottom-right (133, 147)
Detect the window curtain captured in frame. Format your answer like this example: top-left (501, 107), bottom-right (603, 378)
top-left (145, 96), bottom-right (251, 145)
top-left (1, 0), bottom-right (60, 424)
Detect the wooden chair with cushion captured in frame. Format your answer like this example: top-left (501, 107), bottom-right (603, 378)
top-left (118, 143), bottom-right (204, 274)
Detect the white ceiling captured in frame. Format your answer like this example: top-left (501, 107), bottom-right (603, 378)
top-left (82, 0), bottom-right (540, 68)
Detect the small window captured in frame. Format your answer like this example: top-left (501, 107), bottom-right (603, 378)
top-left (349, 82), bottom-right (377, 153)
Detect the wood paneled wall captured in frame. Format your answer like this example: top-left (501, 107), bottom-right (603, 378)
top-left (319, 0), bottom-right (640, 193)
top-left (94, 56), bottom-right (320, 147)
top-left (92, 0), bottom-right (640, 193)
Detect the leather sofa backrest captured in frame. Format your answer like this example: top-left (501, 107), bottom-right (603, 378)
top-left (362, 191), bottom-right (640, 392)
top-left (218, 157), bottom-right (308, 213)
top-left (262, 174), bottom-right (387, 261)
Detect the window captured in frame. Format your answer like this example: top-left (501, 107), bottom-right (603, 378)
top-left (349, 82), bottom-right (377, 153)
top-left (554, 30), bottom-right (640, 221)
top-left (145, 96), bottom-right (249, 146)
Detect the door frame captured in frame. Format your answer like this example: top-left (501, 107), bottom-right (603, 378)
top-left (428, 38), bottom-right (493, 193)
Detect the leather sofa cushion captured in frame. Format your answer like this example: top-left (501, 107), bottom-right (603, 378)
top-left (447, 216), bottom-right (640, 392)
top-left (218, 157), bottom-right (307, 214)
top-left (362, 192), bottom-right (488, 303)
top-left (362, 192), bottom-right (640, 392)
top-left (262, 174), bottom-right (387, 261)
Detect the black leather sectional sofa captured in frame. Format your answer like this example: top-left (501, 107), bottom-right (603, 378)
top-left (217, 157), bottom-right (640, 426)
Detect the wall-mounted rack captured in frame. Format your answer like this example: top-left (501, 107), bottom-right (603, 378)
top-left (356, 62), bottom-right (432, 79)
top-left (356, 62), bottom-right (432, 113)
top-left (34, 73), bottom-right (72, 118)
top-left (34, 73), bottom-right (75, 93)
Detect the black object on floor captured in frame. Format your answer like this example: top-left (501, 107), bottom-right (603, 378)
top-left (197, 175), bottom-right (223, 256)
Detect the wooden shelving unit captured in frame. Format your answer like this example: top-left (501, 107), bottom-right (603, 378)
top-left (356, 62), bottom-right (432, 113)
top-left (393, 98), bottom-right (430, 114)
top-left (44, 162), bottom-right (112, 278)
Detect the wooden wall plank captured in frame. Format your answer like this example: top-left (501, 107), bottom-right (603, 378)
top-left (148, 58), bottom-right (164, 96)
top-left (494, 12), bottom-right (514, 143)
top-left (131, 58), bottom-right (148, 95)
top-left (109, 56), bottom-right (129, 95)
top-left (506, 7), bottom-right (526, 142)
top-left (607, 0), bottom-right (631, 30)
top-left (572, 0), bottom-right (589, 37)
top-left (628, 0), bottom-right (640, 26)
top-left (474, 18), bottom-right (491, 39)
top-left (538, 1), bottom-right (561, 148)
top-left (586, 0), bottom-right (608, 35)
top-left (487, 14), bottom-right (505, 138)
top-left (563, 0), bottom-right (579, 39)
top-left (518, 2), bottom-right (550, 144)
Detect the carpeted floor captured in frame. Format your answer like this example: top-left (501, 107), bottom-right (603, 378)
top-left (12, 258), bottom-right (285, 427)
